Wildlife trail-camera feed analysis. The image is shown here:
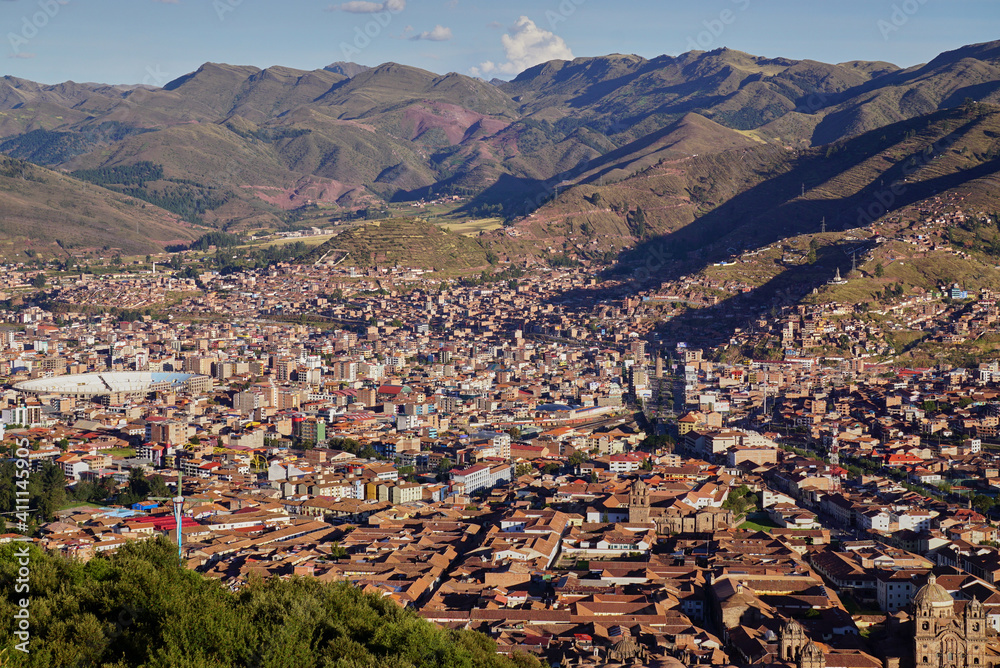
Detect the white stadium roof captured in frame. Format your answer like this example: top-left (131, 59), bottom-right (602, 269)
top-left (14, 372), bottom-right (198, 397)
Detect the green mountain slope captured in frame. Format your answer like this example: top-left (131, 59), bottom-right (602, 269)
top-left (809, 41), bottom-right (1000, 145)
top-left (0, 155), bottom-right (196, 255)
top-left (303, 217), bottom-right (491, 271)
top-left (501, 103), bottom-right (1000, 265)
top-left (501, 103), bottom-right (1000, 354)
top-left (0, 41), bottom-right (999, 238)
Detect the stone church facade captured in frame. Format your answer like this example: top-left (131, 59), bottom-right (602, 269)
top-left (627, 479), bottom-right (733, 534)
top-left (780, 619), bottom-right (826, 668)
top-left (913, 574), bottom-right (988, 668)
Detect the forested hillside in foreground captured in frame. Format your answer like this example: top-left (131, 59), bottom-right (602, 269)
top-left (0, 538), bottom-right (537, 668)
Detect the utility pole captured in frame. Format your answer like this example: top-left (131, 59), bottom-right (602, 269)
top-left (821, 217), bottom-right (826, 233)
top-left (760, 375), bottom-right (770, 429)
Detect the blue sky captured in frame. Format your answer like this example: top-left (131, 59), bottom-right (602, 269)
top-left (0, 0), bottom-right (997, 85)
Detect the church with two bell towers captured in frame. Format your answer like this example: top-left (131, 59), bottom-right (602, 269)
top-left (913, 574), bottom-right (988, 668)
top-left (771, 574), bottom-right (996, 668)
top-left (779, 619), bottom-right (826, 668)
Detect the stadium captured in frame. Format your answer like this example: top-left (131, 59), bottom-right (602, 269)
top-left (14, 372), bottom-right (211, 398)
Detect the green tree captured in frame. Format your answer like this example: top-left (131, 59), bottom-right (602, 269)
top-left (117, 467), bottom-right (152, 506)
top-left (147, 475), bottom-right (170, 499)
top-left (629, 206), bottom-right (647, 238)
top-left (31, 462), bottom-right (66, 522)
top-left (72, 480), bottom-right (99, 503)
top-left (874, 262), bottom-right (884, 277)
top-left (973, 495), bottom-right (994, 513)
top-left (0, 537), bottom-right (525, 668)
top-left (722, 484), bottom-right (758, 517)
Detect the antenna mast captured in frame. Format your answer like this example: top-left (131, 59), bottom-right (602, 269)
top-left (173, 470), bottom-right (184, 563)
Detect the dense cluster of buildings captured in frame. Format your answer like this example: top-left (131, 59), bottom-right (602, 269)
top-left (5, 210), bottom-right (1000, 665)
top-left (624, 197), bottom-right (998, 356)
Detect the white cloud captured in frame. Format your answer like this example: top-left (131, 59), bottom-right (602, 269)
top-left (469, 61), bottom-right (494, 78)
top-left (472, 16), bottom-right (573, 77)
top-left (412, 24), bottom-right (452, 41)
top-left (328, 0), bottom-right (404, 13)
top-left (7, 52), bottom-right (34, 59)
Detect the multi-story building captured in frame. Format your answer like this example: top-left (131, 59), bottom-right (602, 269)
top-left (1, 405), bottom-right (41, 427)
top-left (150, 420), bottom-right (186, 446)
top-left (293, 417), bottom-right (326, 444)
top-left (234, 390), bottom-right (264, 415)
top-left (451, 462), bottom-right (513, 495)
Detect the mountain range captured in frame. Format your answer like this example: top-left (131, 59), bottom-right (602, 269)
top-left (1, 40), bottom-right (1000, 253)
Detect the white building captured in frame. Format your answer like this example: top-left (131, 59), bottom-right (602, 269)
top-left (451, 462), bottom-right (513, 494)
top-left (396, 414), bottom-right (420, 431)
top-left (860, 509), bottom-right (892, 533)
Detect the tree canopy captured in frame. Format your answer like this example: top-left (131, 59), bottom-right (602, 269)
top-left (0, 538), bottom-right (537, 668)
